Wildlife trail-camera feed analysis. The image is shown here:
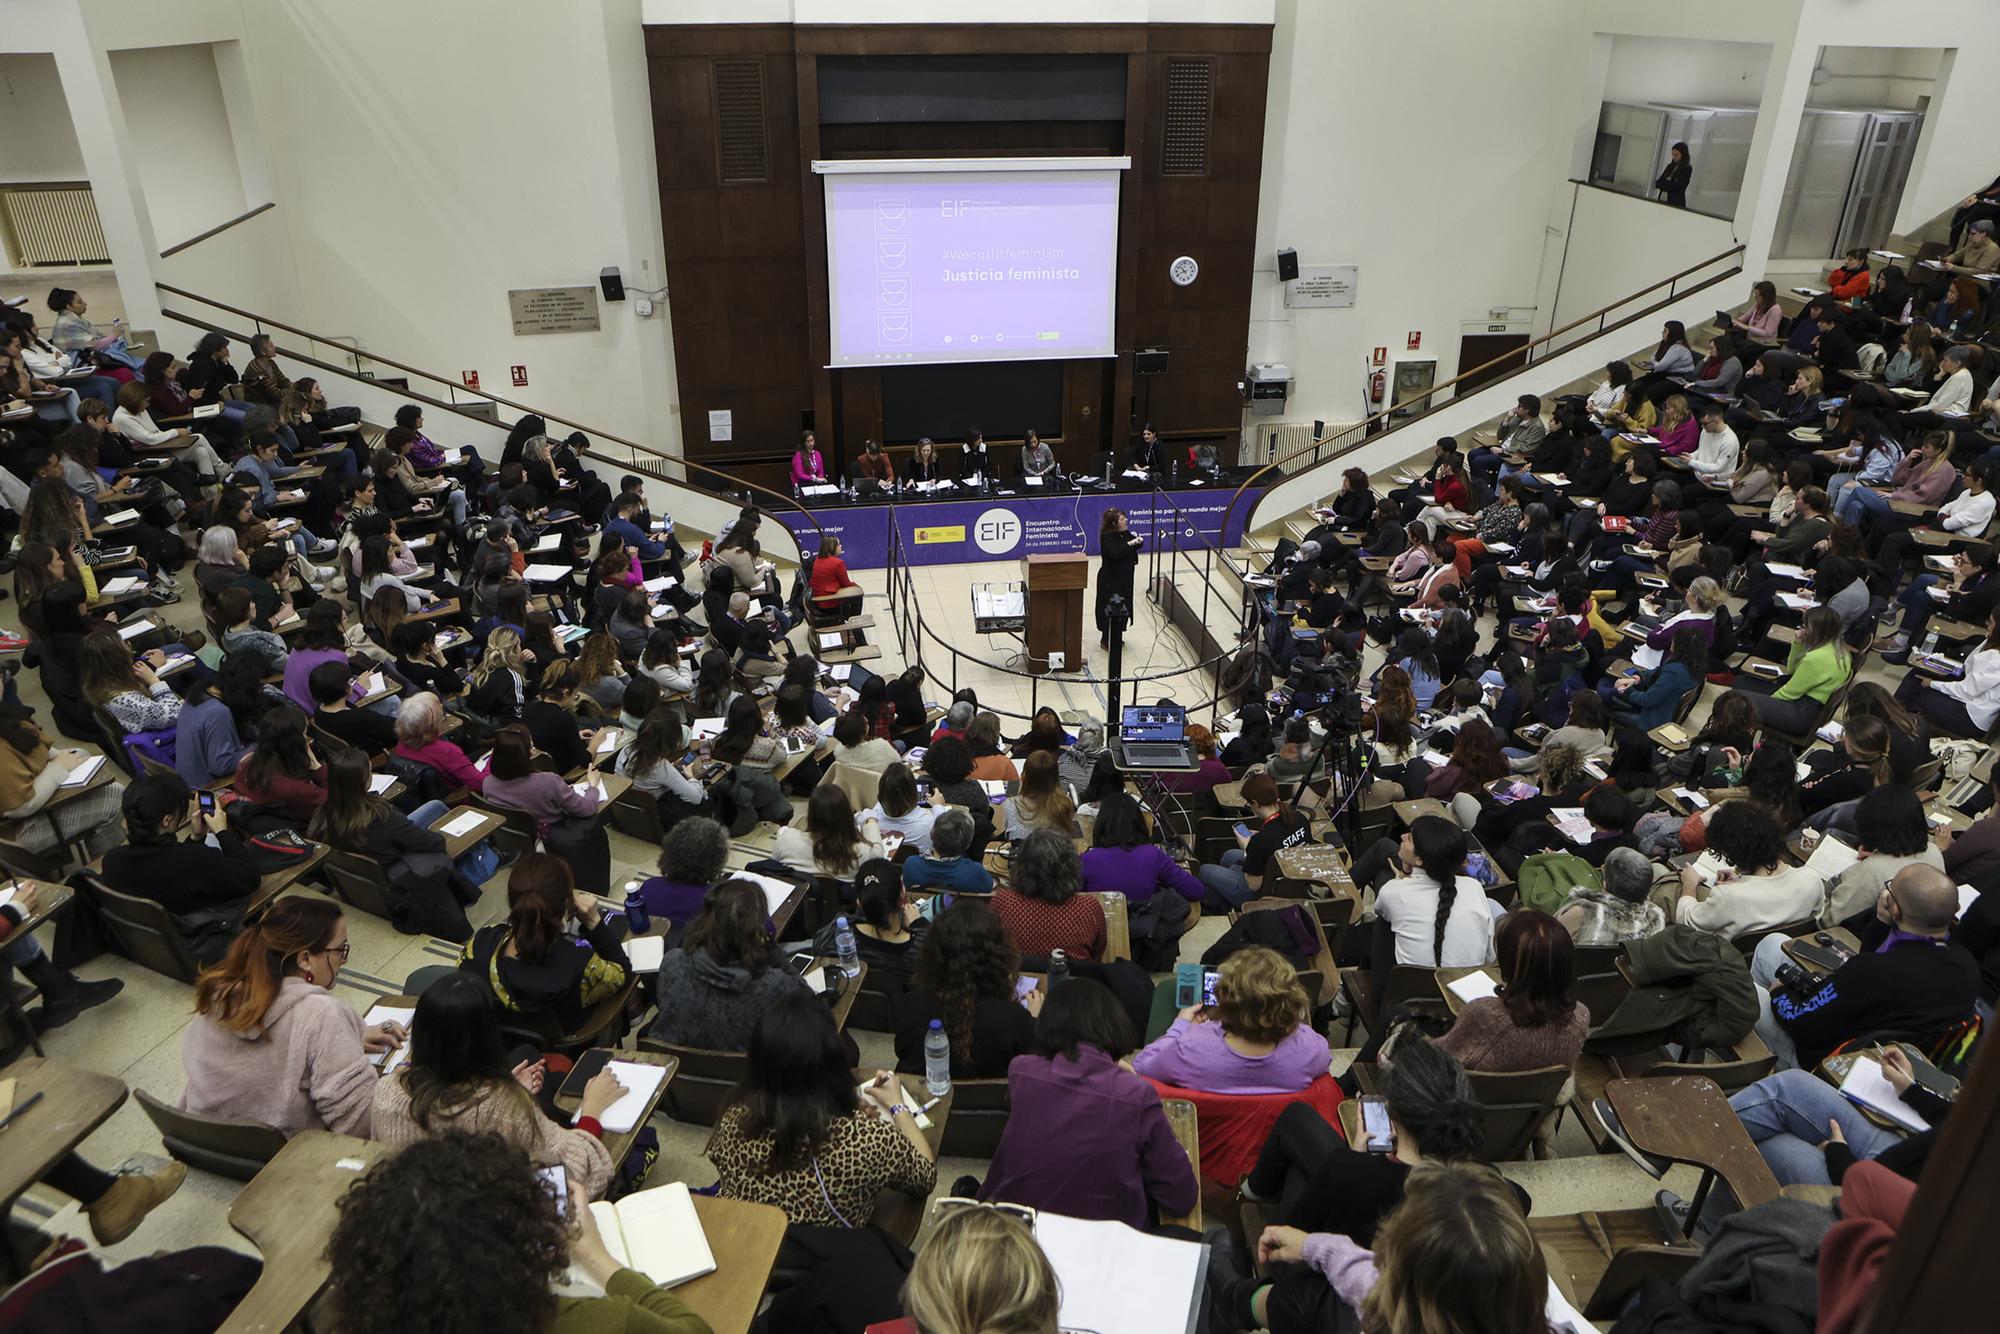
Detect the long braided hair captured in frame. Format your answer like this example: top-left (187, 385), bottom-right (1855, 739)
top-left (1408, 816), bottom-right (1470, 965)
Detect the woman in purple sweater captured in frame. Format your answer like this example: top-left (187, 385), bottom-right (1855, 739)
top-left (977, 979), bottom-right (1197, 1229)
top-left (1078, 793), bottom-right (1204, 945)
top-left (1131, 947), bottom-right (1329, 1095)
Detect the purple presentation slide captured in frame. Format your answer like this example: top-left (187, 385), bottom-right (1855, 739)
top-left (823, 169), bottom-right (1121, 367)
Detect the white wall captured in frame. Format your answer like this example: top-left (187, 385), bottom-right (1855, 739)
top-left (1544, 184), bottom-right (1741, 337)
top-left (1604, 35), bottom-right (1770, 109)
top-left (0, 53), bottom-right (85, 182)
top-left (104, 43), bottom-right (248, 248)
top-left (1811, 46), bottom-right (1941, 112)
top-left (1247, 0), bottom-right (1588, 432)
top-left (213, 0), bottom-right (680, 460)
top-left (645, 1), bottom-right (1276, 21)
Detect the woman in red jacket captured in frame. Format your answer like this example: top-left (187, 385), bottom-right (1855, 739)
top-left (807, 534), bottom-right (863, 620)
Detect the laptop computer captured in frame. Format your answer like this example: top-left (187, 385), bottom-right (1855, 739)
top-left (1113, 704), bottom-right (1194, 769)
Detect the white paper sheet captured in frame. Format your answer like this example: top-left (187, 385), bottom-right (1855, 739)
top-left (439, 810), bottom-right (489, 838)
top-left (1446, 971), bottom-right (1500, 1004)
top-left (1838, 1056), bottom-right (1928, 1133)
top-left (1036, 1213), bottom-right (1204, 1334)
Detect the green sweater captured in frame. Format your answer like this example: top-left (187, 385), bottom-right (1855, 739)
top-left (551, 1269), bottom-right (712, 1334)
top-left (1776, 642), bottom-right (1851, 703)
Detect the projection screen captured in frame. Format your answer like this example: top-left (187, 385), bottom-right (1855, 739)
top-left (814, 156), bottom-right (1129, 369)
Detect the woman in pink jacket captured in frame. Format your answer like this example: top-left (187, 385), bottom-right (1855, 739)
top-left (790, 430), bottom-right (826, 486)
top-left (179, 897), bottom-right (404, 1136)
top-left (393, 690), bottom-right (488, 794)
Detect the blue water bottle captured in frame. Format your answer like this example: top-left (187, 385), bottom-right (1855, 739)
top-left (622, 880), bottom-right (650, 936)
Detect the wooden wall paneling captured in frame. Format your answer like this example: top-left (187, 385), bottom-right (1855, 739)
top-left (647, 27), bottom-right (813, 481)
top-left (645, 21), bottom-right (1271, 481)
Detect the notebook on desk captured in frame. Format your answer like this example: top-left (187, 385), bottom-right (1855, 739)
top-left (584, 1181), bottom-right (715, 1288)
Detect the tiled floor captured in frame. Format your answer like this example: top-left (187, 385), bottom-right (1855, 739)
top-left (6, 542), bottom-right (1701, 1295)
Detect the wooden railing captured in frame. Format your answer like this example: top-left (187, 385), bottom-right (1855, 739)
top-left (154, 283), bottom-right (823, 544)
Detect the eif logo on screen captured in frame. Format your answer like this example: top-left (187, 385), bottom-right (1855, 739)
top-left (974, 509), bottom-right (1023, 554)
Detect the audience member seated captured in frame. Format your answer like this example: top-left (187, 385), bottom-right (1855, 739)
top-left (831, 708), bottom-right (900, 773)
top-left (1820, 785), bottom-right (1946, 925)
top-left (633, 814), bottom-right (728, 938)
top-left (231, 706), bottom-right (328, 822)
top-left (1721, 1048), bottom-right (1948, 1192)
top-left (98, 773), bottom-right (263, 958)
top-left (810, 857), bottom-right (929, 977)
top-left (459, 853), bottom-right (629, 1033)
top-left (79, 628), bottom-right (184, 736)
top-left (896, 900), bottom-right (1042, 1080)
top-left (179, 897), bottom-right (398, 1136)
top-left (0, 702), bottom-right (124, 861)
top-left (1436, 909), bottom-right (1589, 1072)
top-left (324, 1133), bottom-right (708, 1334)
top-left (1556, 845), bottom-right (1666, 946)
top-left (858, 761), bottom-right (938, 855)
top-left (649, 879), bottom-right (811, 1051)
top-left (1238, 1037), bottom-right (1489, 1250)
top-left (482, 723), bottom-right (609, 890)
top-left (0, 878), bottom-right (123, 1036)
top-left (1080, 792), bottom-right (1204, 958)
top-left (990, 828), bottom-right (1108, 963)
top-left (999, 749), bottom-right (1077, 841)
top-left (770, 785), bottom-right (880, 884)
top-left (393, 690), bottom-right (488, 794)
top-left (707, 990), bottom-right (937, 1229)
top-left (1893, 607), bottom-right (2000, 738)
top-left (902, 808), bottom-right (997, 895)
top-left (1218, 1161), bottom-right (1543, 1334)
top-left (975, 977), bottom-right (1198, 1229)
top-left (1197, 772), bottom-right (1311, 912)
top-left (1348, 815), bottom-right (1497, 970)
top-left (1672, 800), bottom-right (1822, 940)
top-left (1130, 946), bottom-right (1330, 1094)
top-left (309, 748), bottom-right (477, 941)
top-left (370, 972), bottom-right (621, 1199)
top-left (1754, 864), bottom-right (1978, 1071)
top-left (308, 660), bottom-right (397, 756)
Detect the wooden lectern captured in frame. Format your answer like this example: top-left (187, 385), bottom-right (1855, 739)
top-left (1023, 554), bottom-right (1088, 676)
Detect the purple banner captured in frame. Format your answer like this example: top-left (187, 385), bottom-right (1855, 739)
top-left (778, 485), bottom-right (1266, 569)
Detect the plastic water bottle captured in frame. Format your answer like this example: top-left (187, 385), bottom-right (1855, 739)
top-left (1047, 949), bottom-right (1070, 991)
top-left (834, 915), bottom-right (861, 977)
top-left (1923, 629), bottom-right (1939, 657)
top-left (621, 880), bottom-right (650, 936)
top-left (924, 1019), bottom-right (952, 1097)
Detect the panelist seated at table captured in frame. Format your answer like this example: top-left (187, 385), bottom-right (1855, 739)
top-left (790, 431), bottom-right (827, 488)
top-left (1019, 428), bottom-right (1059, 481)
top-left (325, 1133), bottom-right (713, 1334)
top-left (906, 438), bottom-right (945, 486)
top-left (854, 437), bottom-right (896, 486)
top-left (1129, 424), bottom-right (1164, 475)
top-left (956, 431), bottom-right (993, 487)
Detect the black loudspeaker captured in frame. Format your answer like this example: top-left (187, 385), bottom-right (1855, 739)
top-left (599, 266), bottom-right (626, 301)
top-left (1134, 348), bottom-right (1170, 376)
top-left (1276, 247), bottom-right (1299, 282)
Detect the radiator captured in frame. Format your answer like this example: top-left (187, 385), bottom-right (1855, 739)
top-left (1251, 419), bottom-right (1366, 470)
top-left (1, 186), bottom-right (111, 267)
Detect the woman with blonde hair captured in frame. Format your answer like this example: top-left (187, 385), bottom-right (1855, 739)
top-left (903, 1205), bottom-right (1060, 1334)
top-left (1000, 749), bottom-right (1078, 841)
top-left (1227, 1161), bottom-right (1544, 1334)
top-left (1129, 946), bottom-right (1329, 1095)
top-left (573, 631), bottom-right (628, 711)
top-left (468, 625), bottom-right (530, 721)
top-left (179, 897), bottom-right (403, 1136)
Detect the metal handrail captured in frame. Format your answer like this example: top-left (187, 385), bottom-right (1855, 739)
top-left (877, 489), bottom-right (1241, 726)
top-left (1218, 243), bottom-right (1748, 552)
top-left (154, 283), bottom-right (824, 543)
